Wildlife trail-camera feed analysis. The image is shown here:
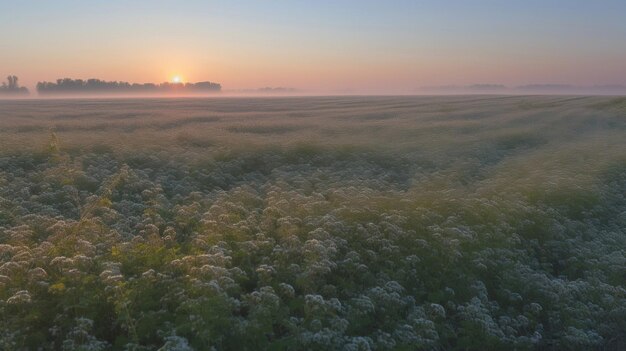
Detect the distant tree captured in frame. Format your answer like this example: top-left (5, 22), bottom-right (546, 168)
top-left (0, 75), bottom-right (29, 95)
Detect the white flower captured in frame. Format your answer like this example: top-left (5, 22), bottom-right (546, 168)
top-left (7, 290), bottom-right (31, 304)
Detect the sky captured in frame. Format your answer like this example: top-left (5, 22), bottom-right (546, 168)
top-left (2, 0), bottom-right (626, 93)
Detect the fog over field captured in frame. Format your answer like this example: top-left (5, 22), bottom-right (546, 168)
top-left (1, 96), bottom-right (625, 350)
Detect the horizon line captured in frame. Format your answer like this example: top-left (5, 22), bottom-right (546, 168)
top-left (2, 92), bottom-right (626, 101)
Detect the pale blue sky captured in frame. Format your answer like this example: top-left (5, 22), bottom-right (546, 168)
top-left (2, 0), bottom-right (625, 92)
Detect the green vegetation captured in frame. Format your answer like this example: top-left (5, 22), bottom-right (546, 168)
top-left (0, 96), bottom-right (625, 350)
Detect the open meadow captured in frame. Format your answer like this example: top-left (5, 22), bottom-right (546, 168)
top-left (0, 96), bottom-right (625, 350)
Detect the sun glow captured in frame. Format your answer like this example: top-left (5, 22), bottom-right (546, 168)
top-left (171, 76), bottom-right (182, 83)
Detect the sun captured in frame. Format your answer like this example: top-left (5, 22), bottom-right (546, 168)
top-left (171, 75), bottom-right (182, 83)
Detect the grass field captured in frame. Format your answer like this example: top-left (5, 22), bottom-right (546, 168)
top-left (1, 96), bottom-right (625, 350)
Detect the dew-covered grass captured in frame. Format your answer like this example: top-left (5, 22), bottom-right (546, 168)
top-left (0, 96), bottom-right (625, 350)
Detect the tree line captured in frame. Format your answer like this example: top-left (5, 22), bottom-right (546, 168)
top-left (1, 75), bottom-right (222, 96)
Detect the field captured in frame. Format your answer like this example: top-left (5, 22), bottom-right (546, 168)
top-left (0, 96), bottom-right (625, 350)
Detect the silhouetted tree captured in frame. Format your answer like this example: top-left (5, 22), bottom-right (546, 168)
top-left (0, 75), bottom-right (29, 95)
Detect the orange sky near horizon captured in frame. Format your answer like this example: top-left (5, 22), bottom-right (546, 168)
top-left (2, 1), bottom-right (626, 93)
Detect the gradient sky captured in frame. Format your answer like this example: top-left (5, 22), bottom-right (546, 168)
top-left (2, 0), bottom-right (626, 93)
